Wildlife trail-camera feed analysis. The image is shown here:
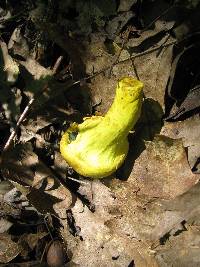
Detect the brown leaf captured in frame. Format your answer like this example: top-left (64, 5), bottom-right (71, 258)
top-left (161, 114), bottom-right (200, 172)
top-left (8, 27), bottom-right (30, 58)
top-left (131, 41), bottom-right (173, 108)
top-left (105, 11), bottom-right (134, 39)
top-left (1, 143), bottom-right (72, 217)
top-left (155, 226), bottom-right (200, 267)
top-left (68, 196), bottom-right (158, 267)
top-left (165, 41), bottom-right (200, 118)
top-left (1, 143), bottom-right (37, 187)
top-left (127, 135), bottom-right (199, 199)
top-left (118, 0), bottom-right (137, 12)
top-left (25, 232), bottom-right (48, 250)
top-left (20, 115), bottom-right (53, 143)
top-left (0, 218), bottom-right (12, 234)
top-left (150, 182), bottom-right (200, 242)
top-left (0, 41), bottom-right (19, 85)
top-left (0, 200), bottom-right (20, 218)
top-left (166, 85), bottom-right (200, 120)
top-left (0, 233), bottom-right (22, 263)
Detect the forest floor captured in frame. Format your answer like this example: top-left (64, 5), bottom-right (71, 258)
top-left (0, 0), bottom-right (200, 266)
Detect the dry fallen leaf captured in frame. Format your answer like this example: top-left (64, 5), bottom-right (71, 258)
top-left (1, 2), bottom-right (200, 266)
top-left (0, 218), bottom-right (12, 234)
top-left (0, 41), bottom-right (19, 85)
top-left (66, 187), bottom-right (159, 267)
top-left (166, 85), bottom-right (200, 120)
top-left (1, 143), bottom-right (72, 218)
top-left (118, 0), bottom-right (137, 12)
top-left (25, 231), bottom-right (48, 250)
top-left (0, 233), bottom-right (22, 263)
top-left (8, 27), bottom-right (30, 59)
top-left (20, 115), bottom-right (53, 143)
top-left (155, 226), bottom-right (200, 267)
top-left (126, 135), bottom-right (199, 199)
top-left (161, 114), bottom-right (200, 172)
top-left (150, 182), bottom-right (200, 242)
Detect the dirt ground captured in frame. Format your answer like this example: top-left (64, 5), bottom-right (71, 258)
top-left (0, 0), bottom-right (200, 266)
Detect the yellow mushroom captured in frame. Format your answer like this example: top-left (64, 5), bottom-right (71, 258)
top-left (60, 77), bottom-right (143, 178)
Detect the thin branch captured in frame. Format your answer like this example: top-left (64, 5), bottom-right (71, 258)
top-left (66, 176), bottom-right (88, 185)
top-left (140, 5), bottom-right (174, 34)
top-left (108, 26), bottom-right (132, 76)
top-left (3, 98), bottom-right (35, 152)
top-left (52, 55), bottom-right (64, 74)
top-left (118, 40), bottom-right (177, 64)
top-left (83, 40), bottom-right (177, 82)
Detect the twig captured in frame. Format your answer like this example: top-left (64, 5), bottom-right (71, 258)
top-left (108, 26), bottom-right (132, 76)
top-left (131, 58), bottom-right (140, 80)
top-left (140, 5), bottom-right (174, 34)
top-left (3, 98), bottom-right (35, 152)
top-left (83, 40), bottom-right (177, 83)
top-left (43, 214), bottom-right (54, 240)
top-left (118, 40), bottom-right (177, 64)
top-left (66, 176), bottom-right (88, 185)
top-left (52, 55), bottom-right (63, 74)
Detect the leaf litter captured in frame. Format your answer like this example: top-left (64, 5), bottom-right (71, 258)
top-left (0, 0), bottom-right (200, 266)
